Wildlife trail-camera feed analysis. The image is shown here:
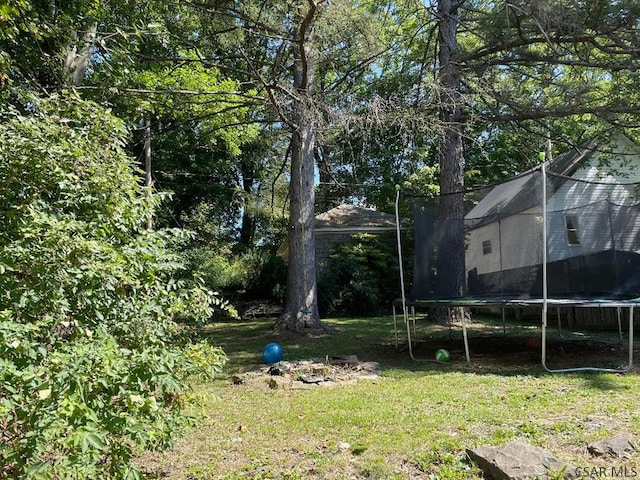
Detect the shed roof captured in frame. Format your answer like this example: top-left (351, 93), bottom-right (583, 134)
top-left (315, 204), bottom-right (397, 230)
top-left (276, 204), bottom-right (399, 260)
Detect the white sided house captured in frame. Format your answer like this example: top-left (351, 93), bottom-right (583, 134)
top-left (465, 134), bottom-right (640, 299)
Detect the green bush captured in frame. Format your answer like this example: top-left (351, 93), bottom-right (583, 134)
top-left (0, 95), bottom-right (226, 479)
top-left (188, 247), bottom-right (267, 293)
top-left (318, 234), bottom-right (399, 316)
top-left (245, 253), bottom-right (288, 303)
top-left (185, 243), bottom-right (289, 306)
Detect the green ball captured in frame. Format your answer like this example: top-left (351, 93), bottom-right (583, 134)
top-left (435, 349), bottom-right (450, 362)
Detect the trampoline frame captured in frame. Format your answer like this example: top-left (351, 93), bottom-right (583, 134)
top-left (391, 297), bottom-right (635, 373)
top-left (393, 164), bottom-right (638, 373)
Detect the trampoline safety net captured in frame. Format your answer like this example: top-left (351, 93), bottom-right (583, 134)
top-left (403, 162), bottom-right (640, 303)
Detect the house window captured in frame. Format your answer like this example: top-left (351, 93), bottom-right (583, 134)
top-left (565, 214), bottom-right (580, 245)
top-left (482, 240), bottom-right (492, 255)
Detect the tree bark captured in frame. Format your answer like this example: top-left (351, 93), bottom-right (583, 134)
top-left (315, 144), bottom-right (334, 214)
top-left (144, 119), bottom-right (153, 231)
top-left (238, 158), bottom-right (256, 251)
top-left (63, 22), bottom-right (97, 85)
top-left (436, 0), bottom-right (468, 322)
top-left (274, 0), bottom-right (326, 333)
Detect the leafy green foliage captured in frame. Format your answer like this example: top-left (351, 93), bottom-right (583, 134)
top-left (185, 246), bottom-right (266, 313)
top-left (246, 254), bottom-right (288, 303)
top-left (318, 234), bottom-right (399, 316)
top-left (0, 94), bottom-right (226, 479)
top-left (185, 245), bottom-right (289, 313)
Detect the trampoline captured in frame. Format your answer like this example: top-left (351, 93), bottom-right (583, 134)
top-left (393, 145), bottom-right (640, 373)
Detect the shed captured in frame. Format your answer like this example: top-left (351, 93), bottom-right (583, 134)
top-left (277, 204), bottom-right (400, 266)
top-left (315, 204), bottom-right (399, 265)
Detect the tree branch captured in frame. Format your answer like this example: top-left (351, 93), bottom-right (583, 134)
top-left (68, 84), bottom-right (266, 101)
top-left (297, 0), bottom-right (319, 93)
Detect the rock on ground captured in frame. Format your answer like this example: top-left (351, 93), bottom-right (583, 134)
top-left (466, 441), bottom-right (575, 480)
top-left (588, 436), bottom-right (634, 457)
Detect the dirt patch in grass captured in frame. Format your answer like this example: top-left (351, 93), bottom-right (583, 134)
top-left (230, 355), bottom-right (381, 390)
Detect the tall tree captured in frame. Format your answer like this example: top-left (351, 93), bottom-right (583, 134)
top-left (187, 0), bottom-right (393, 330)
top-left (274, 0), bottom-right (325, 331)
top-left (435, 0), bottom-right (465, 298)
top-left (52, 2), bottom-right (268, 248)
top-left (410, 0), bottom-right (640, 302)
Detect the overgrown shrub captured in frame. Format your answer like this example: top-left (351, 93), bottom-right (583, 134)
top-left (184, 244), bottom-right (288, 307)
top-left (188, 247), bottom-right (266, 293)
top-left (245, 253), bottom-right (288, 303)
top-left (0, 95), bottom-right (226, 479)
top-left (318, 234), bottom-right (399, 316)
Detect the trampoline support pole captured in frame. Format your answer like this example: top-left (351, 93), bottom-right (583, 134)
top-left (557, 309), bottom-right (566, 339)
top-left (392, 304), bottom-right (398, 349)
top-left (617, 307), bottom-right (623, 343)
top-left (394, 189), bottom-right (411, 357)
top-left (462, 314), bottom-right (471, 364)
top-left (541, 162), bottom-right (549, 371)
top-left (540, 162), bottom-right (634, 373)
top-left (543, 304), bottom-right (634, 373)
top-left (629, 306), bottom-right (634, 369)
top-left (406, 311), bottom-right (415, 360)
top-left (502, 308), bottom-right (506, 334)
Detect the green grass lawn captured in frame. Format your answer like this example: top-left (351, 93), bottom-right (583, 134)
top-left (138, 313), bottom-right (640, 479)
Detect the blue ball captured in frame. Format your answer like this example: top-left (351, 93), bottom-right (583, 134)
top-left (262, 343), bottom-right (283, 364)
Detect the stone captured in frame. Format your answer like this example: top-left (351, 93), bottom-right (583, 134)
top-left (299, 374), bottom-right (325, 384)
top-left (588, 436), bottom-right (634, 457)
top-left (266, 376), bottom-right (290, 390)
top-left (337, 442), bottom-right (351, 452)
top-left (268, 362), bottom-right (293, 376)
top-left (330, 355), bottom-right (359, 365)
top-left (360, 361), bottom-right (380, 373)
top-left (466, 441), bottom-right (575, 480)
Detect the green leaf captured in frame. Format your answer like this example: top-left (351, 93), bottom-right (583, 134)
top-left (123, 465), bottom-right (144, 480)
top-left (84, 432), bottom-right (107, 451)
top-left (0, 90), bottom-right (226, 479)
top-left (25, 462), bottom-right (50, 479)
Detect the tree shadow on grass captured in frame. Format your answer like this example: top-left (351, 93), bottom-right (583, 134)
top-left (199, 315), bottom-right (638, 389)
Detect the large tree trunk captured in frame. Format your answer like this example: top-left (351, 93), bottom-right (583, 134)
top-left (63, 22), bottom-right (97, 85)
top-left (435, 0), bottom-right (468, 322)
top-left (315, 144), bottom-right (334, 214)
top-left (238, 158), bottom-right (256, 251)
top-left (274, 0), bottom-right (325, 333)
